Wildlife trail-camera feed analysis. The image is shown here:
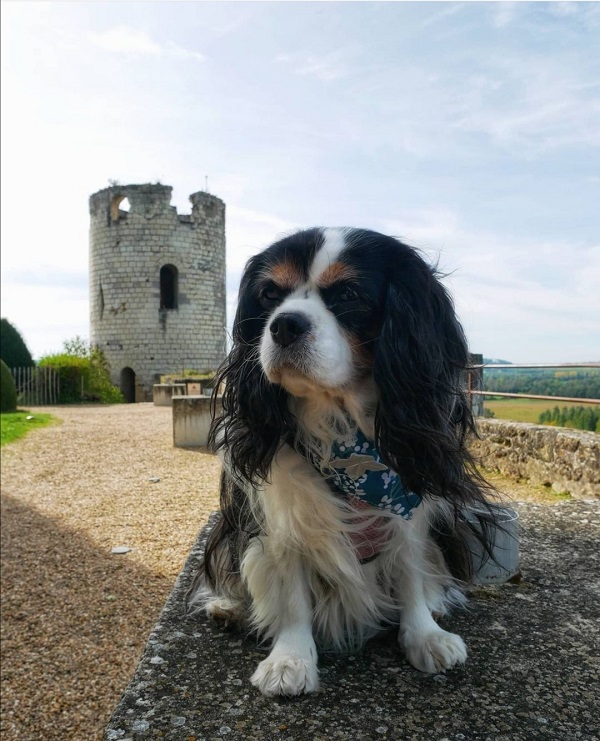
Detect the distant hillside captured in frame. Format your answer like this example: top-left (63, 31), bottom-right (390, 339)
top-left (483, 358), bottom-right (512, 365)
top-left (483, 366), bottom-right (600, 400)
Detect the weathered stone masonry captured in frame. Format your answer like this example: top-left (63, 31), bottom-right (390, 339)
top-left (89, 184), bottom-right (226, 401)
top-left (471, 418), bottom-right (599, 499)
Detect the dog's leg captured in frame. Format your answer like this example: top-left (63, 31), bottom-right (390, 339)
top-left (242, 537), bottom-right (318, 697)
top-left (396, 514), bottom-right (467, 674)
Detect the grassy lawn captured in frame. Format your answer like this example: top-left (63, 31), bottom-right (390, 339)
top-left (1, 410), bottom-right (57, 447)
top-left (484, 398), bottom-right (599, 425)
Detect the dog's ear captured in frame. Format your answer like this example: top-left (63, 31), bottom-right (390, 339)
top-left (209, 255), bottom-right (293, 485)
top-left (373, 248), bottom-right (479, 502)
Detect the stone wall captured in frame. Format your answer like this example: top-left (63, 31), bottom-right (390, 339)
top-left (89, 184), bottom-right (226, 400)
top-left (472, 418), bottom-right (599, 499)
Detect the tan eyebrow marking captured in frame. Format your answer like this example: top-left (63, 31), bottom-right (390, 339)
top-left (316, 262), bottom-right (359, 288)
top-left (260, 261), bottom-right (303, 290)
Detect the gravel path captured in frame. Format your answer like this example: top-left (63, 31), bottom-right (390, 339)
top-left (1, 403), bottom-right (221, 741)
top-left (0, 403), bottom-right (562, 741)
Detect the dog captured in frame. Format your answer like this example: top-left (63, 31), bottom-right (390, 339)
top-left (188, 226), bottom-right (495, 697)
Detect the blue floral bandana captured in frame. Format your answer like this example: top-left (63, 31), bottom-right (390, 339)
top-left (308, 428), bottom-right (422, 520)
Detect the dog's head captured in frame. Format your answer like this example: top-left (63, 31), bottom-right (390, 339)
top-left (212, 227), bottom-right (477, 500)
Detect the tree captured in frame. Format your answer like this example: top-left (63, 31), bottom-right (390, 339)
top-left (538, 405), bottom-right (599, 432)
top-left (62, 335), bottom-right (89, 357)
top-left (0, 359), bottom-right (17, 412)
top-left (0, 318), bottom-right (34, 369)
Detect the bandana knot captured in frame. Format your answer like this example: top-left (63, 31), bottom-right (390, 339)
top-left (307, 428), bottom-right (422, 520)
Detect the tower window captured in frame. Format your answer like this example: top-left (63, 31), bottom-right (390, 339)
top-left (160, 264), bottom-right (178, 310)
top-left (111, 195), bottom-right (130, 221)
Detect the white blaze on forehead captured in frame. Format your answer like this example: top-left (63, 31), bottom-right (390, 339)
top-left (308, 227), bottom-right (349, 285)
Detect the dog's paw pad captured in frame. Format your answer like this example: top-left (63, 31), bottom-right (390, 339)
top-left (403, 629), bottom-right (467, 674)
top-left (251, 655), bottom-right (319, 697)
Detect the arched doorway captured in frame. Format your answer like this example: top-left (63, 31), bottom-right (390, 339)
top-left (120, 367), bottom-right (136, 403)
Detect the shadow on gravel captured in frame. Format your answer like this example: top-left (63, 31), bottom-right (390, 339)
top-left (1, 494), bottom-right (175, 741)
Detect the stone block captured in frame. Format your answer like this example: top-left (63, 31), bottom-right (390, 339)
top-left (152, 384), bottom-right (187, 406)
top-left (173, 395), bottom-right (222, 448)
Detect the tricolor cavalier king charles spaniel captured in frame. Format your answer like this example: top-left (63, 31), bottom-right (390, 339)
top-left (188, 227), bottom-right (494, 697)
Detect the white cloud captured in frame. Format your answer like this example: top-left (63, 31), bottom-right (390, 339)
top-left (90, 26), bottom-right (204, 61)
top-left (382, 208), bottom-right (600, 362)
top-left (225, 205), bottom-right (299, 274)
top-left (492, 2), bottom-right (518, 29)
top-left (550, 2), bottom-right (579, 18)
top-left (164, 42), bottom-right (205, 62)
top-left (450, 53), bottom-right (600, 150)
top-left (91, 26), bottom-right (162, 55)
top-left (276, 50), bottom-right (349, 81)
top-left (420, 3), bottom-right (466, 29)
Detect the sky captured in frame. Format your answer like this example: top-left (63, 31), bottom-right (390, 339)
top-left (1, 1), bottom-right (599, 363)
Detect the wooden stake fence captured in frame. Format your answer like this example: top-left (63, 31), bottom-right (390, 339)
top-left (11, 367), bottom-right (60, 406)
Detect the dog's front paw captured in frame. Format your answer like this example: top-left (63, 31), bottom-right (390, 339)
top-left (402, 628), bottom-right (467, 674)
top-left (251, 655), bottom-right (319, 697)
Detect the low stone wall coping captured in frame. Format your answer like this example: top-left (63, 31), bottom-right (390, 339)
top-left (473, 418), bottom-right (599, 499)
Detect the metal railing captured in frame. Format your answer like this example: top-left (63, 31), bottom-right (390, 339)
top-left (466, 362), bottom-right (600, 411)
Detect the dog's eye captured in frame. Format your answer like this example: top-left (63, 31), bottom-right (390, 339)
top-left (259, 284), bottom-right (285, 309)
top-left (338, 286), bottom-right (359, 302)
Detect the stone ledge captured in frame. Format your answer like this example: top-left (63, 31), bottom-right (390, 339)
top-left (473, 418), bottom-right (599, 499)
top-left (104, 500), bottom-right (599, 741)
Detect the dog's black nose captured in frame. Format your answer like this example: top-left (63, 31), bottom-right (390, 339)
top-left (269, 312), bottom-right (311, 347)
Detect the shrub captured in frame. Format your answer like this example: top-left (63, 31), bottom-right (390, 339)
top-left (39, 337), bottom-right (123, 404)
top-left (38, 353), bottom-right (89, 403)
top-left (160, 369), bottom-right (216, 383)
top-left (88, 346), bottom-right (123, 403)
top-left (0, 318), bottom-right (34, 369)
top-left (0, 359), bottom-right (18, 412)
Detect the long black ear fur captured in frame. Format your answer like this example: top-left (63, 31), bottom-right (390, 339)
top-left (373, 247), bottom-right (497, 579)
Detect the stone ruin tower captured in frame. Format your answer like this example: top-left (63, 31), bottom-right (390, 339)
top-left (89, 183), bottom-right (226, 402)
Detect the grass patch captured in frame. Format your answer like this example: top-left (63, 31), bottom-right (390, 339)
top-left (481, 468), bottom-right (573, 504)
top-left (484, 398), bottom-right (598, 425)
top-left (544, 487), bottom-right (572, 501)
top-left (1, 410), bottom-right (57, 447)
